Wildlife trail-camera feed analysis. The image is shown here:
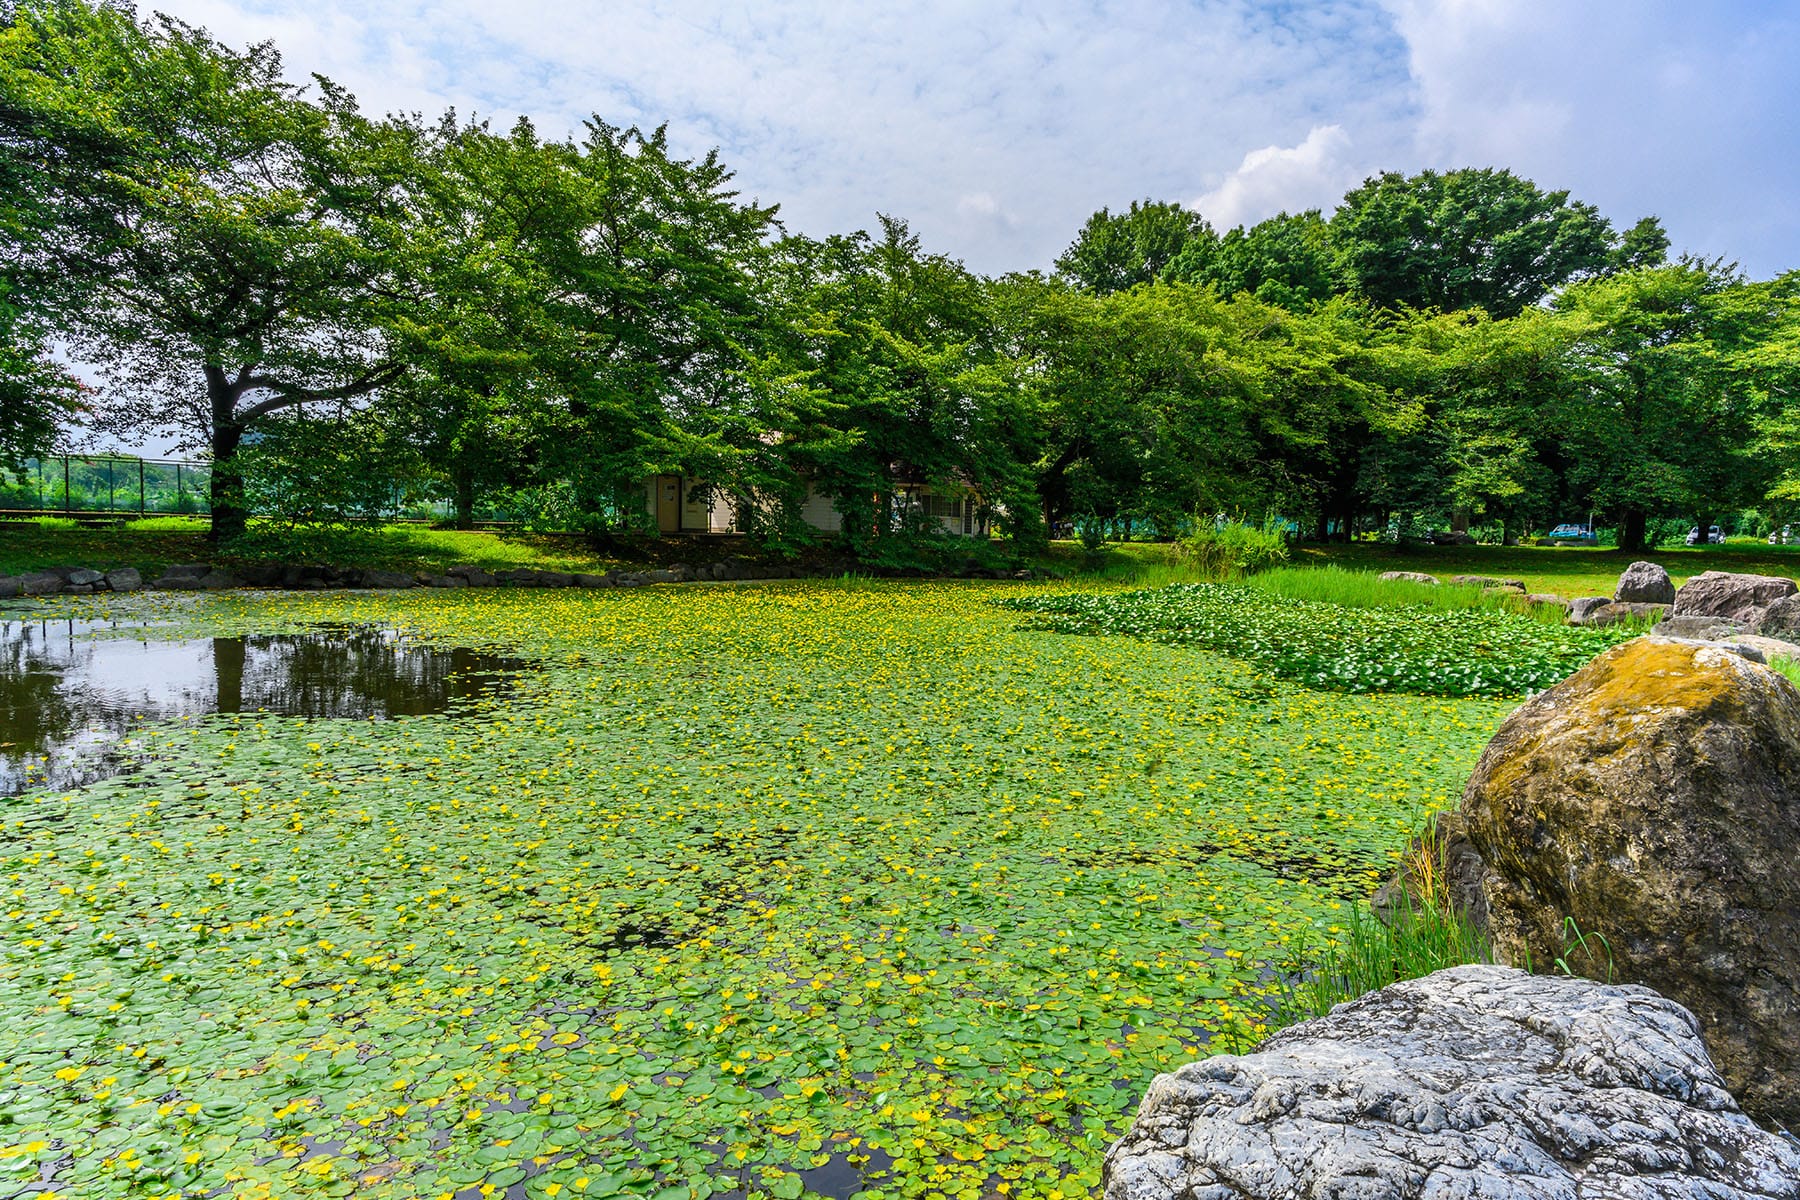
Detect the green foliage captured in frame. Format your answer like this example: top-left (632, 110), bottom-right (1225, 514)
top-left (1054, 199), bottom-right (1214, 295)
top-left (237, 411), bottom-right (430, 528)
top-left (1331, 167), bottom-right (1620, 317)
top-left (1769, 656), bottom-right (1800, 689)
top-left (1179, 519), bottom-right (1290, 577)
top-left (1165, 210), bottom-right (1337, 311)
top-left (1004, 582), bottom-right (1639, 696)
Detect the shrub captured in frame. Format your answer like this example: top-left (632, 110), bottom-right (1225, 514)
top-left (1179, 519), bottom-right (1289, 577)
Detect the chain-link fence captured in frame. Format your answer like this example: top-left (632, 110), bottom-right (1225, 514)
top-left (0, 456), bottom-right (212, 516)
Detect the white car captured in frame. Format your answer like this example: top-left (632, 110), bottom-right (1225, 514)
top-left (1685, 525), bottom-right (1724, 545)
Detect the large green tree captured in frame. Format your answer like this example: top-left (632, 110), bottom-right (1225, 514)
top-left (762, 218), bottom-right (1040, 558)
top-left (1166, 210), bottom-right (1338, 311)
top-left (0, 0), bottom-right (410, 539)
top-left (1554, 260), bottom-right (1782, 550)
top-left (1331, 168), bottom-right (1632, 318)
top-left (1054, 200), bottom-right (1214, 296)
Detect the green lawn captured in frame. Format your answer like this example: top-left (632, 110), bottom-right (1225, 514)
top-left (0, 582), bottom-right (1508, 1200)
top-left (1060, 538), bottom-right (1800, 598)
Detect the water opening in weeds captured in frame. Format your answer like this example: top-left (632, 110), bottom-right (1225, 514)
top-left (0, 615), bottom-right (533, 794)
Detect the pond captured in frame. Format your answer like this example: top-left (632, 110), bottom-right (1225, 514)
top-left (0, 614), bottom-right (531, 794)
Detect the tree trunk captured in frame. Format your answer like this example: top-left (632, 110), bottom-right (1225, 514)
top-left (453, 464), bottom-right (476, 531)
top-left (205, 365), bottom-right (248, 543)
top-left (208, 421), bottom-right (248, 542)
top-left (1617, 508), bottom-right (1647, 553)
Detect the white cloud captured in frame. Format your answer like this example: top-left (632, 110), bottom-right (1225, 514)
top-left (121, 0), bottom-right (1800, 277)
top-left (1192, 125), bottom-right (1360, 229)
top-left (1379, 0), bottom-right (1800, 277)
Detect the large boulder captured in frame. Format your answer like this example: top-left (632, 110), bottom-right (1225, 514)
top-left (1103, 965), bottom-right (1800, 1200)
top-left (20, 571), bottom-right (64, 595)
top-left (1378, 570), bottom-right (1438, 585)
top-left (1757, 593), bottom-right (1800, 639)
top-left (1615, 559), bottom-right (1676, 604)
top-left (1459, 637), bottom-right (1800, 1123)
top-left (1566, 595), bottom-right (1613, 624)
top-left (1653, 613), bottom-right (1745, 640)
top-left (1671, 569), bottom-right (1797, 624)
top-left (103, 567), bottom-right (143, 593)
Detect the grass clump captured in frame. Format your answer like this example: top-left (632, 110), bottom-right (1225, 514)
top-left (1274, 823), bottom-right (1490, 1025)
top-left (1178, 520), bottom-right (1290, 577)
top-left (1771, 655), bottom-right (1800, 689)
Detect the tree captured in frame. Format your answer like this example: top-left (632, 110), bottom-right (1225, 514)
top-left (381, 115), bottom-right (582, 529)
top-left (534, 119), bottom-right (778, 535)
top-left (1331, 168), bottom-right (1622, 317)
top-left (1166, 210), bottom-right (1338, 311)
top-left (1054, 200), bottom-right (1214, 295)
top-left (1361, 308), bottom-right (1572, 538)
top-left (0, 281), bottom-right (79, 472)
top-left (762, 218), bottom-right (1040, 560)
top-left (1004, 279), bottom-right (1262, 537)
top-left (1553, 260), bottom-right (1782, 551)
top-left (1, 0), bottom-right (410, 539)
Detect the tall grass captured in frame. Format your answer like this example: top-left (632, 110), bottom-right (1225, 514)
top-left (1272, 825), bottom-right (1492, 1026)
top-left (1245, 564), bottom-right (1597, 626)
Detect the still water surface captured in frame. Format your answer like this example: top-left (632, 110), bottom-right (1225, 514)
top-left (0, 615), bottom-right (529, 794)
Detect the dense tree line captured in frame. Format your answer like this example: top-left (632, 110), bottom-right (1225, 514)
top-left (3, 1), bottom-right (1797, 553)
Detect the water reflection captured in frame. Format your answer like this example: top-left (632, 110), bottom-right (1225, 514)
top-left (0, 617), bottom-right (529, 794)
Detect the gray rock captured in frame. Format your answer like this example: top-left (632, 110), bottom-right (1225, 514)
top-left (1616, 559), bottom-right (1677, 604)
top-left (1672, 569), bottom-right (1798, 625)
top-left (573, 573), bottom-right (613, 588)
top-left (0, 576), bottom-right (20, 599)
top-left (1726, 633), bottom-right (1800, 665)
top-left (423, 574), bottom-right (467, 588)
top-left (21, 571), bottom-right (64, 595)
top-left (1757, 594), bottom-right (1800, 639)
top-left (463, 570), bottom-right (496, 587)
top-left (359, 569), bottom-right (416, 589)
top-left (151, 574), bottom-right (206, 590)
top-left (1378, 570), bottom-right (1438, 585)
top-left (1653, 613), bottom-right (1745, 640)
top-left (65, 568), bottom-right (104, 587)
top-left (161, 563), bottom-right (211, 581)
top-left (536, 571), bottom-right (573, 588)
top-left (646, 569), bottom-right (677, 584)
top-left (1566, 595), bottom-right (1613, 624)
top-left (1523, 592), bottom-right (1567, 608)
top-left (1103, 965), bottom-right (1800, 1200)
top-left (1576, 600), bottom-right (1667, 627)
top-left (1452, 574), bottom-right (1525, 590)
top-left (196, 569), bottom-right (237, 590)
top-left (104, 568), bottom-right (143, 593)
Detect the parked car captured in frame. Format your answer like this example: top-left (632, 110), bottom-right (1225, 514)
top-left (1771, 525), bottom-right (1794, 545)
top-left (1545, 523), bottom-right (1597, 542)
top-left (1685, 525), bottom-right (1724, 545)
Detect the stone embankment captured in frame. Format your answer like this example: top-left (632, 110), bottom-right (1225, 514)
top-left (0, 556), bottom-right (1046, 598)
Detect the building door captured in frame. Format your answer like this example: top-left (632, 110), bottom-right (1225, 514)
top-left (656, 476), bottom-right (681, 533)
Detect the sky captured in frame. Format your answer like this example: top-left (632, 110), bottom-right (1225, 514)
top-left (115, 0), bottom-right (1800, 280)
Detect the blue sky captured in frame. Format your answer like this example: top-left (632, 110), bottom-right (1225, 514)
top-left (143, 0), bottom-right (1800, 277)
